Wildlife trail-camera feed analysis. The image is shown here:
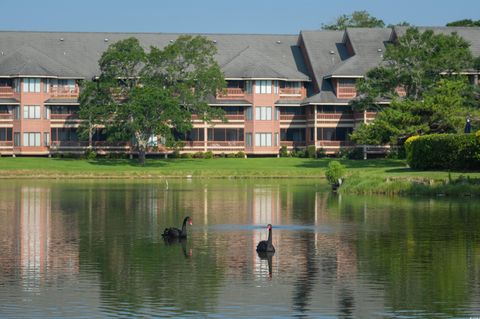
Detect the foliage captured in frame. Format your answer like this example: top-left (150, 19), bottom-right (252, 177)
top-left (193, 151), bottom-right (205, 159)
top-left (322, 10), bottom-right (385, 30)
top-left (235, 151), bottom-right (246, 158)
top-left (84, 148), bottom-right (97, 160)
top-left (279, 145), bottom-right (289, 157)
top-left (305, 145), bottom-right (316, 158)
top-left (405, 133), bottom-right (480, 170)
top-left (316, 148), bottom-right (326, 158)
top-left (352, 78), bottom-right (478, 145)
top-left (204, 151), bottom-right (214, 159)
top-left (339, 147), bottom-right (364, 160)
top-left (356, 27), bottom-right (474, 101)
top-left (79, 36), bottom-right (226, 165)
top-left (325, 161), bottom-right (346, 185)
top-left (180, 152), bottom-right (192, 159)
top-left (446, 19), bottom-right (480, 27)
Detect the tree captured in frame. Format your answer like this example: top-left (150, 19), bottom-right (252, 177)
top-left (446, 19), bottom-right (480, 27)
top-left (351, 79), bottom-right (477, 145)
top-left (356, 28), bottom-right (473, 101)
top-left (79, 36), bottom-right (226, 164)
top-left (322, 10), bottom-right (385, 30)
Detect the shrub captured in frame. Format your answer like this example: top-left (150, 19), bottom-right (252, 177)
top-left (406, 133), bottom-right (480, 170)
top-left (291, 148), bottom-right (305, 158)
top-left (316, 148), bottom-right (326, 158)
top-left (279, 145), bottom-right (289, 157)
top-left (181, 152), bottom-right (192, 159)
top-left (325, 161), bottom-right (346, 185)
top-left (204, 151), bottom-right (214, 159)
top-left (235, 151), bottom-right (246, 158)
top-left (306, 145), bottom-right (316, 158)
top-left (226, 153), bottom-right (236, 158)
top-left (339, 147), bottom-right (363, 160)
top-left (172, 149), bottom-right (181, 158)
top-left (193, 151), bottom-right (204, 159)
top-left (84, 148), bottom-right (97, 160)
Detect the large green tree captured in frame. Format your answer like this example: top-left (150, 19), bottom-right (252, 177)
top-left (79, 36), bottom-right (225, 164)
top-left (351, 27), bottom-right (477, 146)
top-left (446, 19), bottom-right (480, 27)
top-left (321, 10), bottom-right (385, 30)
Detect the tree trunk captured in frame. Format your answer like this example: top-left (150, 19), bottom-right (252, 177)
top-left (138, 143), bottom-right (146, 165)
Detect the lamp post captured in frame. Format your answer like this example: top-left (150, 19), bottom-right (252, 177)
top-left (464, 116), bottom-right (471, 134)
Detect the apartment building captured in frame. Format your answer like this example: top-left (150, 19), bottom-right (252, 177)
top-left (0, 27), bottom-right (479, 156)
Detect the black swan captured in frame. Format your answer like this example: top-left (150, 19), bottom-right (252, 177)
top-left (162, 216), bottom-right (192, 239)
top-left (256, 224), bottom-right (275, 253)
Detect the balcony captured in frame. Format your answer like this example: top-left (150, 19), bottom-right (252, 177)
top-left (280, 114), bottom-right (306, 121)
top-left (0, 141), bottom-right (13, 147)
top-left (336, 87), bottom-right (357, 99)
top-left (217, 88), bottom-right (246, 99)
top-left (278, 87), bottom-right (306, 100)
top-left (207, 141), bottom-right (244, 147)
top-left (49, 86), bottom-right (80, 99)
top-left (50, 113), bottom-right (80, 120)
top-left (317, 113), bottom-right (354, 121)
top-left (0, 113), bottom-right (13, 120)
top-left (0, 87), bottom-right (18, 99)
top-left (316, 140), bottom-right (354, 147)
top-left (280, 141), bottom-right (306, 147)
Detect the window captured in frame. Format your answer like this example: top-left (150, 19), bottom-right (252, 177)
top-left (245, 106), bottom-right (253, 120)
top-left (44, 106), bottom-right (50, 119)
top-left (255, 133), bottom-right (272, 147)
top-left (274, 133), bottom-right (279, 146)
top-left (221, 106), bottom-right (243, 115)
top-left (255, 80), bottom-right (272, 94)
top-left (207, 128), bottom-right (244, 141)
top-left (274, 80), bottom-right (279, 94)
top-left (23, 105), bottom-right (41, 119)
top-left (13, 106), bottom-right (20, 119)
top-left (14, 133), bottom-right (20, 146)
top-left (51, 128), bottom-right (78, 141)
top-left (23, 78), bottom-right (41, 93)
top-left (23, 132), bottom-right (41, 146)
top-left (245, 81), bottom-right (252, 94)
top-left (280, 128), bottom-right (305, 142)
top-left (279, 106), bottom-right (305, 115)
top-left (246, 133), bottom-right (252, 147)
top-left (44, 132), bottom-right (50, 146)
top-left (13, 79), bottom-right (20, 92)
top-left (317, 127), bottom-right (353, 141)
top-left (255, 106), bottom-right (272, 120)
top-left (0, 128), bottom-right (12, 141)
top-left (43, 79), bottom-right (50, 93)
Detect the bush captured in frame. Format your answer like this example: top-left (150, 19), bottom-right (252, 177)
top-left (339, 147), bottom-right (364, 160)
top-left (181, 152), bottom-right (193, 159)
top-left (226, 153), bottom-right (236, 158)
top-left (204, 151), bottom-right (214, 159)
top-left (279, 145), bottom-right (289, 157)
top-left (193, 151), bottom-right (204, 159)
top-left (235, 151), bottom-right (246, 158)
top-left (306, 145), bottom-right (316, 158)
top-left (316, 148), bottom-right (326, 158)
top-left (325, 161), bottom-right (346, 185)
top-left (290, 148), bottom-right (305, 158)
top-left (171, 149), bottom-right (181, 158)
top-left (84, 148), bottom-right (97, 160)
top-left (406, 133), bottom-right (480, 170)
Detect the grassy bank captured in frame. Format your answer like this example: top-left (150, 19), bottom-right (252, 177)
top-left (1, 157), bottom-right (480, 196)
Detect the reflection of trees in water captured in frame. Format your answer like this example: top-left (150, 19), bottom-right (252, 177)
top-left (69, 182), bottom-right (227, 315)
top-left (292, 232), bottom-right (319, 316)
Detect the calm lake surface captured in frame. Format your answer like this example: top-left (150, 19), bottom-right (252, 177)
top-left (1, 179), bottom-right (480, 318)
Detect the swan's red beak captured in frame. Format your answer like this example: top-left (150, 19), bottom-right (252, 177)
top-left (189, 219), bottom-right (193, 225)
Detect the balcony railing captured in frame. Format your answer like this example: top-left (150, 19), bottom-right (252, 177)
top-left (317, 113), bottom-right (354, 120)
top-left (207, 141), bottom-right (244, 147)
top-left (280, 114), bottom-right (306, 121)
top-left (49, 86), bottom-right (80, 98)
top-left (337, 87), bottom-right (357, 99)
top-left (50, 141), bottom-right (131, 147)
top-left (278, 87), bottom-right (306, 100)
top-left (50, 113), bottom-right (80, 120)
top-left (280, 141), bottom-right (306, 147)
top-left (0, 141), bottom-right (13, 147)
top-left (0, 113), bottom-right (13, 119)
top-left (0, 87), bottom-right (18, 99)
top-left (217, 88), bottom-right (246, 99)
top-left (316, 140), bottom-right (354, 147)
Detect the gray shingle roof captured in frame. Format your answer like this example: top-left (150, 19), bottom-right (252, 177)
top-left (0, 31), bottom-right (309, 80)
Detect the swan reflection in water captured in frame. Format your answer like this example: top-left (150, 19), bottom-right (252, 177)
top-left (257, 251), bottom-right (274, 278)
top-left (163, 237), bottom-right (193, 258)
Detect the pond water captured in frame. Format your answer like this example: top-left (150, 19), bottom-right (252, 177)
top-left (1, 179), bottom-right (480, 318)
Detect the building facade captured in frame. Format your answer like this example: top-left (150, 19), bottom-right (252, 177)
top-left (0, 27), bottom-right (479, 156)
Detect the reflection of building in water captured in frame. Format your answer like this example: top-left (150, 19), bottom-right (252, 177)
top-left (0, 186), bottom-right (79, 292)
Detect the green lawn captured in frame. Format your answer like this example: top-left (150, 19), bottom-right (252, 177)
top-left (0, 157), bottom-right (479, 180)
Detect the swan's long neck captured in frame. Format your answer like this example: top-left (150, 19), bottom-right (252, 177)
top-left (267, 228), bottom-right (272, 245)
top-left (181, 218), bottom-right (188, 236)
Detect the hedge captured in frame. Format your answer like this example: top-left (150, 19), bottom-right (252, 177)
top-left (406, 133), bottom-right (480, 170)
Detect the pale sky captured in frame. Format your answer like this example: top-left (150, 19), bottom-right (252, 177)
top-left (1, 0), bottom-right (479, 34)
